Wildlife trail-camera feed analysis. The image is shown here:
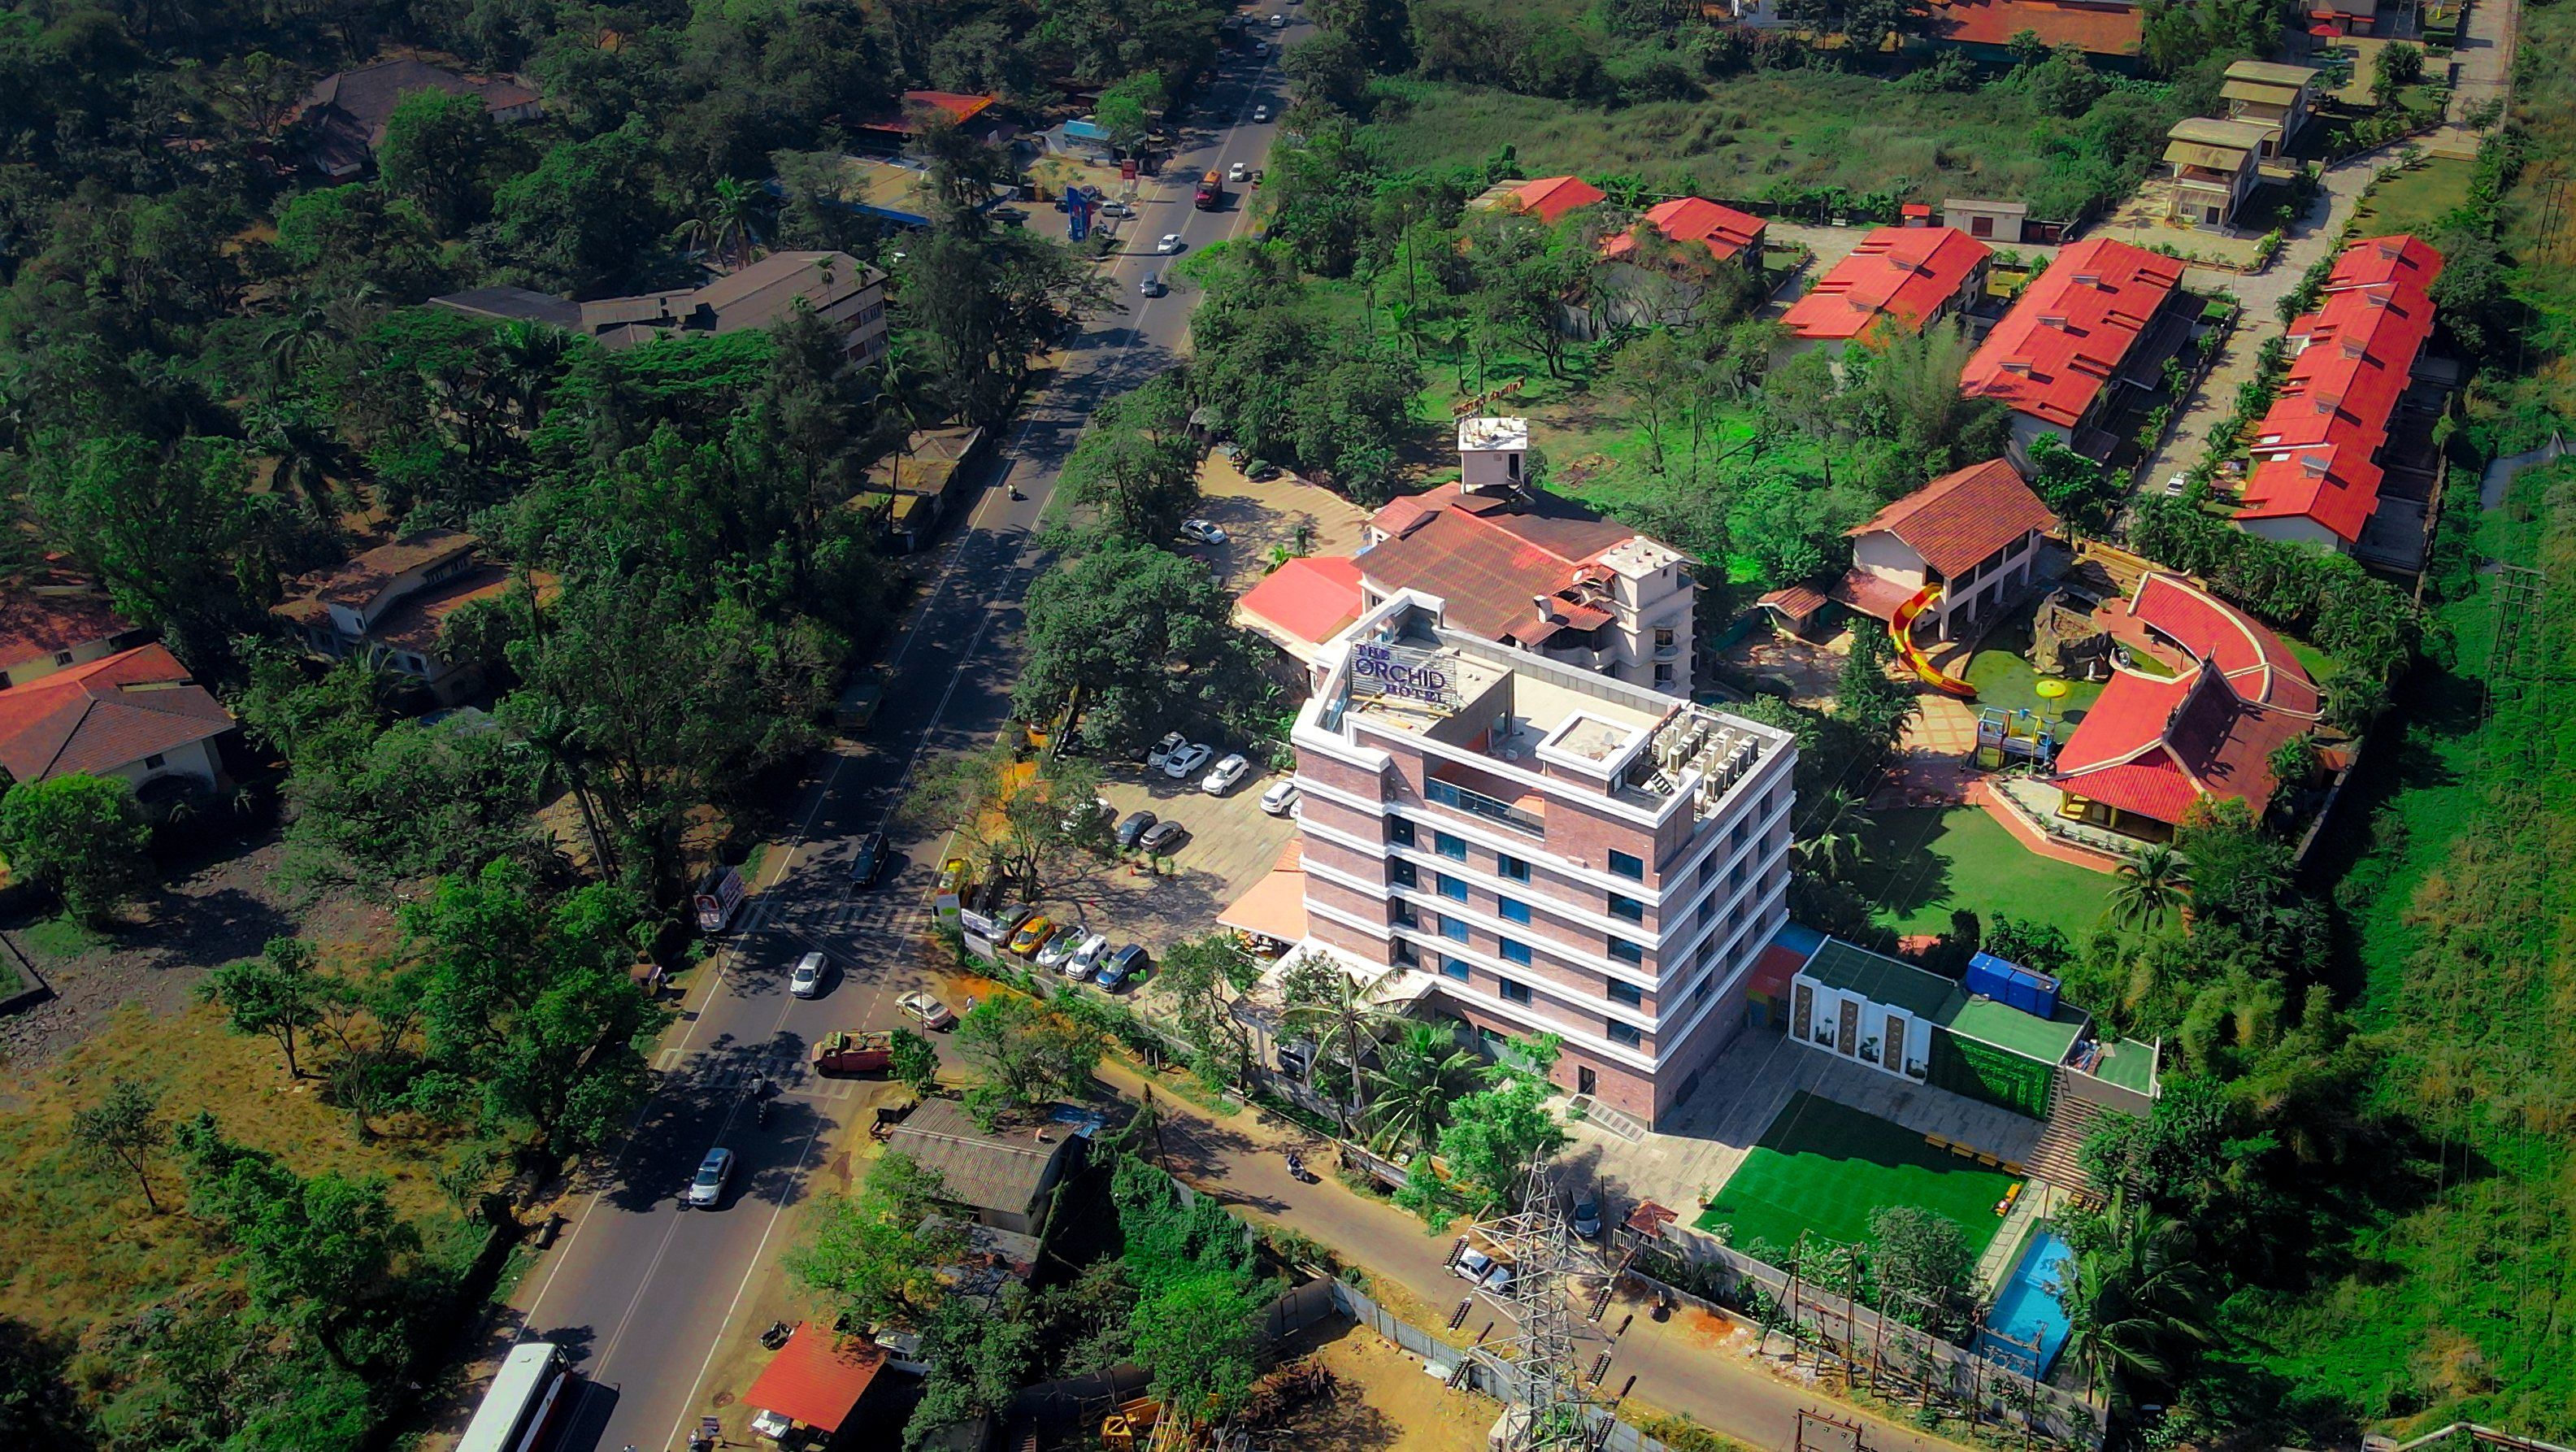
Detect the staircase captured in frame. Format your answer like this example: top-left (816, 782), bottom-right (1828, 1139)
top-left (2025, 1075), bottom-right (2108, 1196)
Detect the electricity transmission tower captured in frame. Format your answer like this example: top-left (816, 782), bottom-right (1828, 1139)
top-left (1459, 1154), bottom-right (1618, 1451)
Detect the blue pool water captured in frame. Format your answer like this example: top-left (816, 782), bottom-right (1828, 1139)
top-left (1975, 1229), bottom-right (2074, 1377)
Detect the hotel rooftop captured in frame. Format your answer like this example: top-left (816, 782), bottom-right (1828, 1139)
top-left (1305, 592), bottom-right (1786, 828)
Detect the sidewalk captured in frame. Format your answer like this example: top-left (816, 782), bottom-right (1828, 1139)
top-left (1094, 1058), bottom-right (1984, 1452)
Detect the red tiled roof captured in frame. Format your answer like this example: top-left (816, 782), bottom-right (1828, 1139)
top-left (1759, 584), bottom-right (1831, 619)
top-left (743, 1328), bottom-right (884, 1435)
top-left (862, 90), bottom-right (999, 134)
top-left (1960, 238), bottom-right (2186, 428)
top-left (1358, 485), bottom-right (1643, 646)
top-left (1925, 0), bottom-right (2144, 55)
top-left (2236, 233), bottom-right (2441, 542)
top-left (1511, 176), bottom-right (1606, 225)
top-left (1845, 458), bottom-right (2057, 578)
top-left (368, 564), bottom-right (515, 654)
top-left (2054, 662), bottom-right (2309, 821)
top-left (2053, 572), bottom-right (2321, 823)
top-left (2122, 572), bottom-right (2318, 713)
top-left (1783, 226), bottom-right (1993, 341)
top-left (1601, 198), bottom-right (1766, 266)
top-left (298, 530), bottom-right (481, 611)
top-left (1236, 555), bottom-right (1365, 647)
top-left (0, 644), bottom-right (234, 783)
top-left (0, 584), bottom-right (137, 673)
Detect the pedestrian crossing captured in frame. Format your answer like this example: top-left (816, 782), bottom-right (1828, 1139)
top-left (650, 1046), bottom-right (864, 1102)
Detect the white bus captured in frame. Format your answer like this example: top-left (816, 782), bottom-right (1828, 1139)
top-left (458, 1342), bottom-right (571, 1452)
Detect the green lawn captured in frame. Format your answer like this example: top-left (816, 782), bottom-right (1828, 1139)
top-left (1962, 614), bottom-right (2101, 741)
top-left (1697, 1092), bottom-right (2019, 1258)
top-left (2349, 155), bottom-right (2477, 239)
top-left (1850, 806), bottom-right (2117, 944)
top-left (1362, 75), bottom-right (2061, 209)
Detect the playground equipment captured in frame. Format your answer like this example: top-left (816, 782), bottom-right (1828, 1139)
top-left (1888, 585), bottom-right (1977, 698)
top-left (1974, 706), bottom-right (2056, 770)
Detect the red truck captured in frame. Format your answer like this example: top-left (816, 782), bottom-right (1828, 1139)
top-left (1194, 169), bottom-right (1222, 211)
top-left (811, 1030), bottom-right (896, 1076)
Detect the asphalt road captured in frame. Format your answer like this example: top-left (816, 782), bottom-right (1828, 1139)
top-left (504, 18), bottom-right (1310, 1452)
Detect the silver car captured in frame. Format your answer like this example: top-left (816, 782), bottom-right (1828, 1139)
top-left (789, 952), bottom-right (824, 998)
top-left (684, 1147), bottom-right (734, 1208)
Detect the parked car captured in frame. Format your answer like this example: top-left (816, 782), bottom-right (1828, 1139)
top-left (1252, 38), bottom-right (1269, 54)
top-left (1139, 271), bottom-right (1166, 298)
top-left (1157, 233), bottom-right (1184, 254)
top-left (790, 952), bottom-right (826, 999)
top-left (1139, 819), bottom-right (1188, 854)
top-left (901, 991), bottom-right (957, 1030)
top-left (1115, 809), bottom-right (1158, 850)
top-left (1260, 778), bottom-right (1300, 816)
top-left (1147, 732), bottom-right (1189, 769)
top-left (1163, 742), bottom-right (1214, 780)
top-left (1201, 752), bottom-right (1251, 795)
top-left (937, 857), bottom-right (972, 896)
top-left (1571, 1195), bottom-right (1604, 1239)
top-left (1454, 1246), bottom-right (1511, 1286)
top-left (1067, 932), bottom-right (1112, 980)
top-left (2163, 471), bottom-right (2189, 496)
top-left (992, 904), bottom-right (1036, 944)
top-left (1008, 914), bottom-right (1056, 956)
top-left (1036, 924), bottom-right (1085, 969)
top-left (1062, 796), bottom-right (1113, 833)
top-left (848, 830), bottom-right (888, 886)
top-left (1268, 11), bottom-right (1284, 24)
top-left (1099, 198), bottom-right (1133, 217)
top-left (1097, 943), bottom-right (1149, 989)
top-left (1180, 517), bottom-right (1228, 545)
top-left (684, 1147), bottom-right (735, 1208)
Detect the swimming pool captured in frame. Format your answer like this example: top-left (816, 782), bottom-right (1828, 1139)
top-left (1975, 1228), bottom-right (2073, 1378)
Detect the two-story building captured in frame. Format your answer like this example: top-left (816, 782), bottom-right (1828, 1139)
top-left (0, 644), bottom-right (235, 795)
top-left (0, 572), bottom-right (147, 690)
top-left (271, 530), bottom-right (514, 706)
top-left (1285, 591), bottom-right (1796, 1128)
top-left (2220, 59), bottom-right (2323, 156)
top-left (298, 59), bottom-right (541, 180)
top-left (2163, 117), bottom-right (2272, 229)
top-left (1831, 459), bottom-right (2060, 644)
top-left (1781, 225), bottom-right (1994, 346)
top-left (433, 250), bottom-right (890, 363)
top-left (1960, 237), bottom-right (2191, 465)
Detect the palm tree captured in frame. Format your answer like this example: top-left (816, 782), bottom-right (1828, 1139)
top-left (2062, 1193), bottom-right (2218, 1415)
top-left (484, 320), bottom-right (573, 432)
top-left (1362, 1022), bottom-right (1480, 1156)
top-left (1279, 954), bottom-right (1390, 1140)
top-left (1795, 786), bottom-right (1868, 883)
top-left (243, 398), bottom-right (350, 524)
top-left (673, 176), bottom-right (773, 272)
top-left (2108, 843), bottom-right (2192, 932)
top-left (256, 295), bottom-right (341, 398)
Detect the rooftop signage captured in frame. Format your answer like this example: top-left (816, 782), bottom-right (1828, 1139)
top-left (1350, 640), bottom-right (1458, 710)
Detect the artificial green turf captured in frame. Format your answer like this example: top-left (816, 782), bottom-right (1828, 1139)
top-left (1697, 1092), bottom-right (2018, 1258)
top-left (1850, 806), bottom-right (2117, 945)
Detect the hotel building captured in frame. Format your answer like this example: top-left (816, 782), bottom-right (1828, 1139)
top-left (1288, 591), bottom-right (1796, 1128)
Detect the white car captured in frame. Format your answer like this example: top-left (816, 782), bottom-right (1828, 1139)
top-left (2163, 472), bottom-right (2189, 496)
top-left (1180, 518), bottom-right (1227, 545)
top-left (1163, 742), bottom-right (1214, 780)
top-left (1157, 233), bottom-right (1184, 254)
top-left (1260, 778), bottom-right (1300, 816)
top-left (1253, 38), bottom-right (1269, 54)
top-left (1268, 11), bottom-right (1285, 24)
top-left (789, 952), bottom-right (824, 998)
top-left (684, 1147), bottom-right (734, 1208)
top-left (1062, 795), bottom-right (1113, 833)
top-left (901, 991), bottom-right (957, 1030)
top-left (1066, 932), bottom-right (1112, 980)
top-left (1036, 924), bottom-right (1086, 969)
top-left (1253, 104), bottom-right (1270, 122)
top-left (1146, 731), bottom-right (1188, 769)
top-left (1454, 1246), bottom-right (1514, 1291)
top-left (1227, 161), bottom-right (1249, 183)
top-left (1201, 752), bottom-right (1251, 795)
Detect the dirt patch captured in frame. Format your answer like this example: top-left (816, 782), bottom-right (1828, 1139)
top-left (1245, 1318), bottom-right (1501, 1452)
top-left (0, 829), bottom-right (389, 1074)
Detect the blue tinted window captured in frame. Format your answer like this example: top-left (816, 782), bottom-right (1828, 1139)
top-left (1501, 938), bottom-right (1532, 965)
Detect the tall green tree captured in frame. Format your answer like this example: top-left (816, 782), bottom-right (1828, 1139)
top-left (198, 937), bottom-right (328, 1078)
top-left (377, 89), bottom-right (501, 236)
top-left (0, 772), bottom-right (153, 927)
top-left (784, 1152), bottom-right (966, 1328)
top-left (1058, 375), bottom-right (1201, 542)
top-left (1012, 541), bottom-right (1272, 751)
top-left (1363, 1020), bottom-right (1482, 1155)
top-left (72, 1077), bottom-right (170, 1213)
top-left (22, 432), bottom-right (273, 672)
top-left (954, 994), bottom-right (1106, 1127)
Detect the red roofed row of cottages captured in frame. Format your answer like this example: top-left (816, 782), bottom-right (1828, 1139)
top-left (2052, 572), bottom-right (2322, 837)
top-left (1827, 459), bottom-right (2061, 643)
top-left (2234, 234), bottom-right (2444, 554)
top-left (1783, 225), bottom-right (1995, 344)
top-left (1232, 420), bottom-right (1701, 694)
top-left (1960, 237), bottom-right (2192, 466)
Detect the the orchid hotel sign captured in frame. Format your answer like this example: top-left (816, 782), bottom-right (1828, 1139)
top-left (1350, 641), bottom-right (1459, 709)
